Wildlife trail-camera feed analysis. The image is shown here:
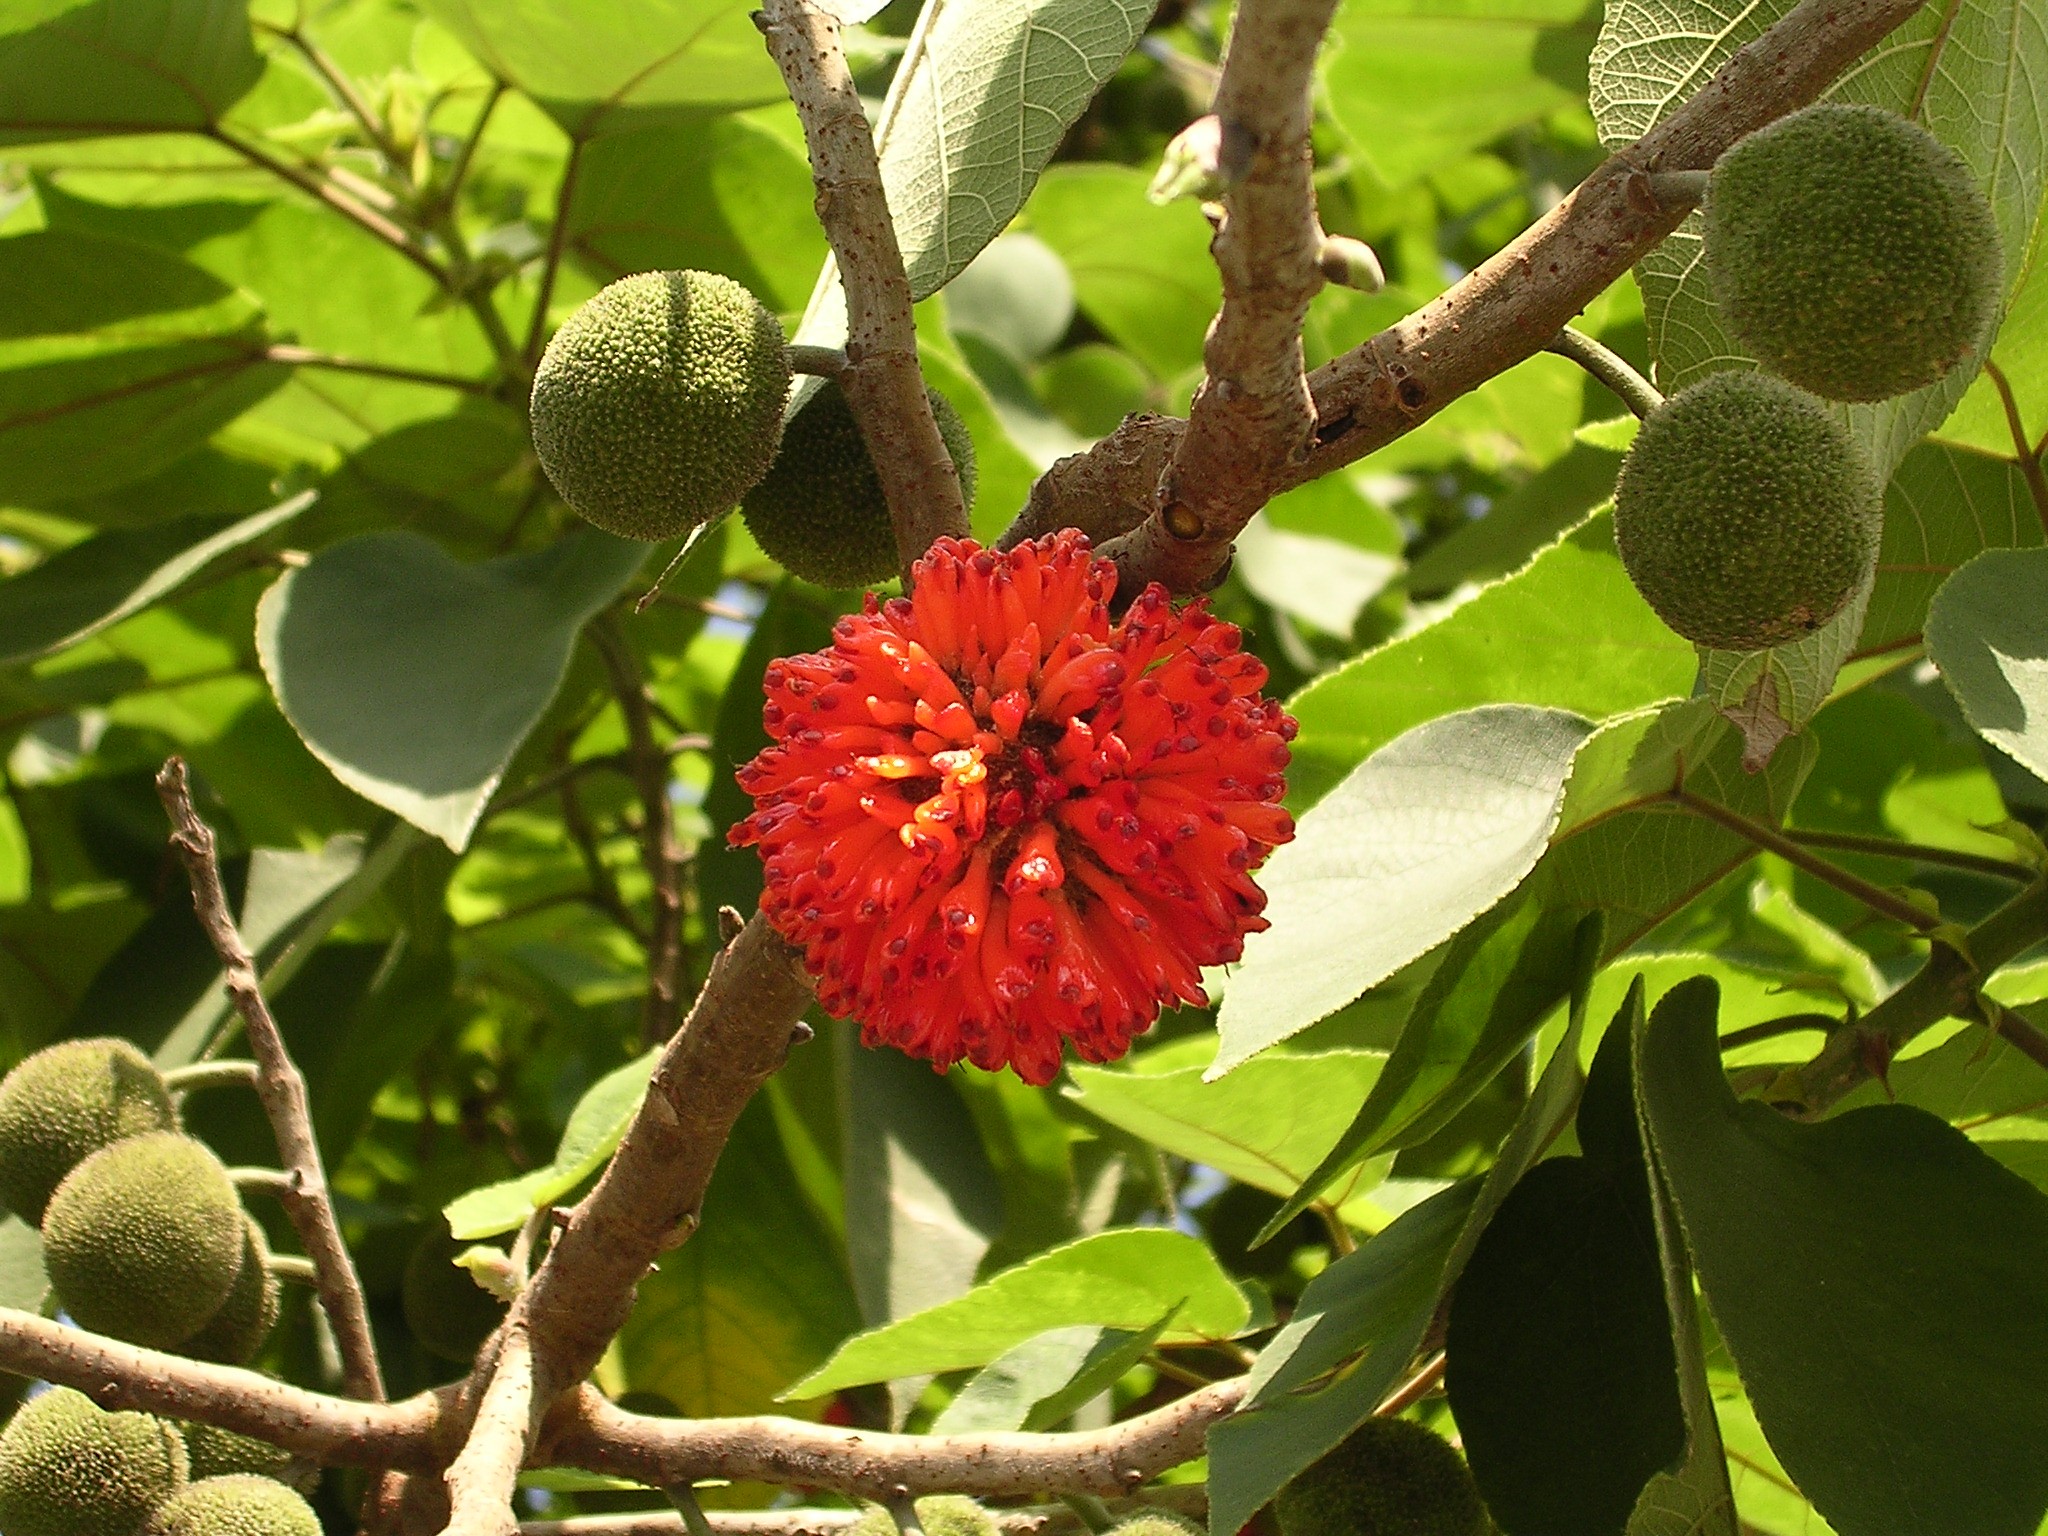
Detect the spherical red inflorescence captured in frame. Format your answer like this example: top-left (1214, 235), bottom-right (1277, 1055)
top-left (730, 531), bottom-right (1296, 1085)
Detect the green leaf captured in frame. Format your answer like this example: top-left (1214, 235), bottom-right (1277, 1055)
top-left (1322, 0), bottom-right (1595, 188)
top-left (0, 0), bottom-right (263, 141)
top-left (1927, 547), bottom-right (2048, 782)
top-left (1637, 977), bottom-right (2048, 1536)
top-left (929, 1311), bottom-right (1172, 1434)
top-left (0, 493), bottom-right (310, 665)
top-left (842, 1039), bottom-right (1003, 1420)
top-left (1065, 1048), bottom-right (1388, 1207)
top-left (1209, 919), bottom-right (1602, 1536)
top-left (1216, 705), bottom-right (1594, 1069)
top-left (1024, 164), bottom-right (1221, 380)
top-left (255, 527), bottom-right (648, 851)
top-left (1232, 514), bottom-right (1402, 637)
top-left (621, 1098), bottom-right (863, 1415)
top-left (1285, 513), bottom-right (1694, 808)
top-left (792, 0), bottom-right (1153, 352)
top-left (1445, 992), bottom-right (1687, 1536)
top-left (565, 110), bottom-right (828, 314)
top-left (1940, 203), bottom-right (2048, 457)
top-left (1863, 440), bottom-right (2043, 656)
top-left (783, 1228), bottom-right (1251, 1399)
top-left (1406, 442), bottom-right (1623, 598)
top-left (414, 0), bottom-right (784, 136)
top-left (445, 1049), bottom-right (659, 1241)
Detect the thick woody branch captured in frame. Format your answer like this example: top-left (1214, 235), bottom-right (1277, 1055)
top-left (0, 1307), bottom-right (437, 1467)
top-left (519, 1488), bottom-right (1208, 1536)
top-left (153, 758), bottom-right (386, 1405)
top-left (439, 916), bottom-right (815, 1533)
top-left (760, 0), bottom-right (970, 575)
top-left (547, 1379), bottom-right (1245, 1500)
top-left (1108, 0), bottom-right (1340, 595)
top-left (1067, 0), bottom-right (1927, 592)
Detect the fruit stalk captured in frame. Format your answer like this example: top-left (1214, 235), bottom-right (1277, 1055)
top-left (154, 758), bottom-right (387, 1406)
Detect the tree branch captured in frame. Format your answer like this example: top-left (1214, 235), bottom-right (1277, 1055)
top-left (154, 758), bottom-right (386, 1406)
top-left (545, 1379), bottom-right (1246, 1500)
top-left (0, 1306), bottom-right (436, 1467)
top-left (759, 0), bottom-right (970, 575)
top-left (1984, 359), bottom-right (2048, 534)
top-left (1050, 0), bottom-right (1927, 593)
top-left (436, 916), bottom-right (816, 1531)
top-left (1788, 878), bottom-right (2048, 1112)
top-left (1097, 0), bottom-right (1339, 596)
top-left (518, 1489), bottom-right (1208, 1536)
top-left (1545, 326), bottom-right (1663, 419)
top-left (263, 344), bottom-right (494, 395)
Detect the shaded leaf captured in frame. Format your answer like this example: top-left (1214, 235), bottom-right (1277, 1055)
top-left (930, 1311), bottom-right (1171, 1434)
top-left (0, 0), bottom-right (263, 141)
top-left (256, 528), bottom-right (647, 851)
top-left (1638, 977), bottom-right (2048, 1536)
top-left (1927, 547), bottom-right (2048, 782)
top-left (0, 493), bottom-right (310, 665)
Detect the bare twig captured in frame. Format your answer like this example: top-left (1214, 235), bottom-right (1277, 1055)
top-left (264, 344), bottom-right (493, 394)
top-left (1786, 827), bottom-right (2037, 884)
top-left (446, 1329), bottom-right (540, 1536)
top-left (268, 21), bottom-right (407, 165)
top-left (1546, 326), bottom-right (1664, 419)
top-left (759, 0), bottom-right (970, 575)
top-left (1374, 1351), bottom-right (1446, 1416)
top-left (1984, 359), bottom-right (2048, 534)
top-left (525, 139), bottom-right (588, 371)
top-left (555, 764), bottom-right (650, 946)
top-left (589, 619), bottom-right (689, 1046)
top-left (154, 758), bottom-right (386, 1405)
top-left (1059, 0), bottom-right (1929, 593)
top-left (523, 1490), bottom-right (1211, 1536)
top-left (0, 1306), bottom-right (435, 1467)
top-left (1104, 0), bottom-right (1339, 596)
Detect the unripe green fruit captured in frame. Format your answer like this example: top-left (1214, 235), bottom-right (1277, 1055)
top-left (402, 1221), bottom-right (508, 1364)
top-left (1106, 1513), bottom-right (1204, 1536)
top-left (180, 1420), bottom-right (297, 1485)
top-left (531, 269), bottom-right (791, 541)
top-left (1275, 1418), bottom-right (1488, 1536)
top-left (0, 1386), bottom-right (188, 1536)
top-left (1704, 103), bottom-right (2001, 402)
top-left (183, 1215), bottom-right (281, 1365)
top-left (0, 1037), bottom-right (175, 1223)
top-left (152, 1473), bottom-right (321, 1536)
top-left (742, 381), bottom-right (978, 587)
top-left (1613, 370), bottom-right (1881, 652)
top-left (41, 1131), bottom-right (245, 1349)
top-left (848, 1494), bottom-right (999, 1536)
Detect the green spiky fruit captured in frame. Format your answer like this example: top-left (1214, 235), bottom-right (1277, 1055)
top-left (1704, 103), bottom-right (2002, 402)
top-left (848, 1495), bottom-right (999, 1536)
top-left (1612, 370), bottom-right (1881, 651)
top-left (402, 1221), bottom-right (508, 1364)
top-left (0, 1386), bottom-right (188, 1536)
top-left (183, 1215), bottom-right (280, 1365)
top-left (531, 269), bottom-right (791, 541)
top-left (741, 381), bottom-right (978, 587)
top-left (0, 1037), bottom-right (175, 1223)
top-left (41, 1132), bottom-right (245, 1349)
top-left (152, 1473), bottom-right (322, 1536)
top-left (180, 1421), bottom-right (297, 1486)
top-left (1275, 1418), bottom-right (1488, 1536)
top-left (1106, 1513), bottom-right (1205, 1536)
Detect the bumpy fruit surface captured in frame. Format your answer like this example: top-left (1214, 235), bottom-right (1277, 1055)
top-left (0, 1386), bottom-right (188, 1536)
top-left (531, 269), bottom-right (791, 541)
top-left (1106, 1514), bottom-right (1204, 1536)
top-left (152, 1473), bottom-right (321, 1536)
top-left (1704, 103), bottom-right (2001, 401)
top-left (183, 1214), bottom-right (280, 1365)
top-left (402, 1221), bottom-right (508, 1364)
top-left (40, 1131), bottom-right (245, 1349)
top-left (1613, 370), bottom-right (1881, 651)
top-left (0, 1037), bottom-right (174, 1223)
top-left (849, 1495), bottom-right (999, 1536)
top-left (181, 1421), bottom-right (297, 1485)
top-left (1275, 1418), bottom-right (1488, 1536)
top-left (742, 381), bottom-right (978, 587)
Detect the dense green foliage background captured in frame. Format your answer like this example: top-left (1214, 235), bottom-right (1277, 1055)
top-left (0, 0), bottom-right (2043, 1531)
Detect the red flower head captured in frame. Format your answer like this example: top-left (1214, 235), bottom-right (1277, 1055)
top-left (730, 531), bottom-right (1296, 1085)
